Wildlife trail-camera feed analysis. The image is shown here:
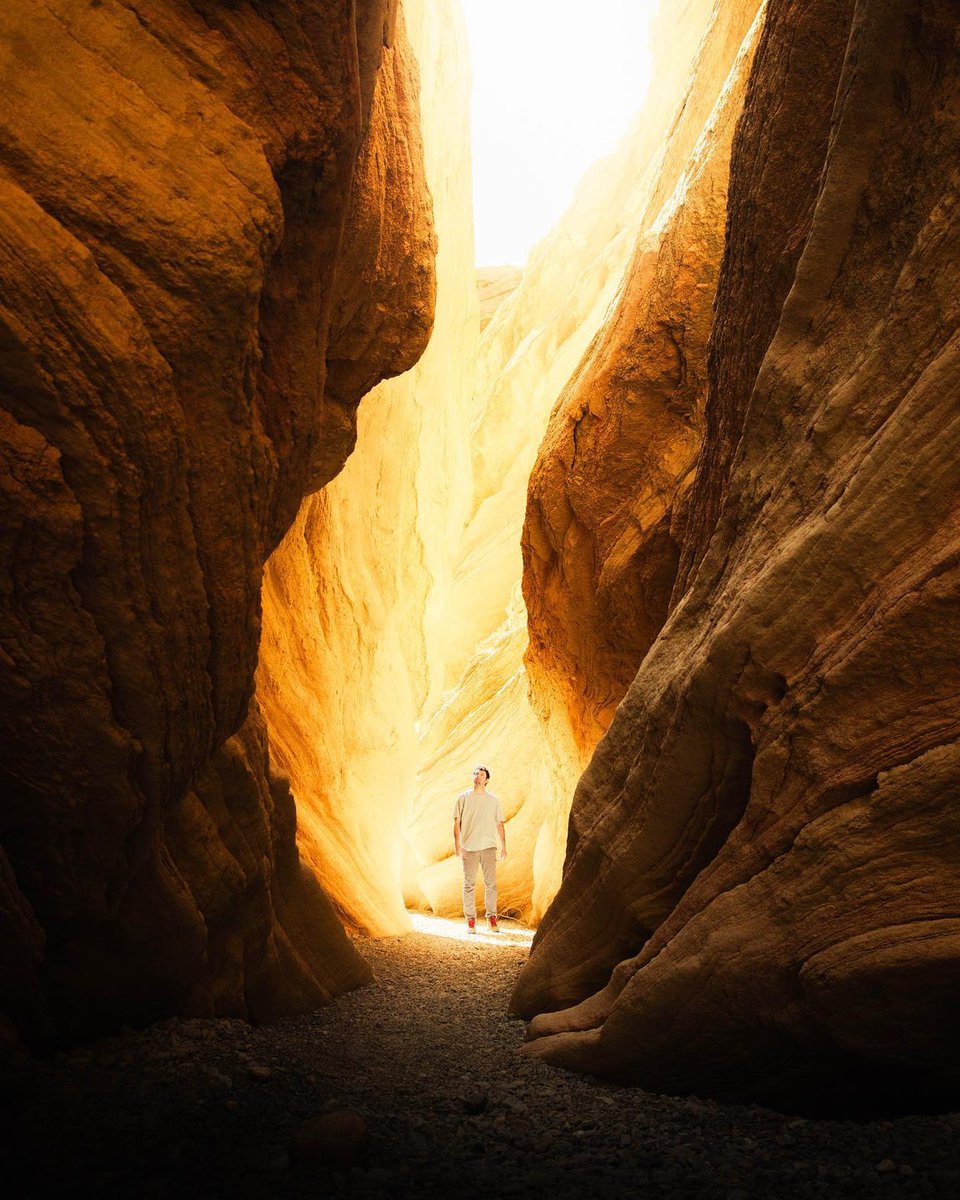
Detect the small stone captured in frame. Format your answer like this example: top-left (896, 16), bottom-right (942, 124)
top-left (876, 1159), bottom-right (897, 1173)
top-left (290, 1110), bottom-right (368, 1169)
top-left (899, 1165), bottom-right (915, 1176)
top-left (462, 1089), bottom-right (488, 1115)
top-left (247, 1064), bottom-right (272, 1080)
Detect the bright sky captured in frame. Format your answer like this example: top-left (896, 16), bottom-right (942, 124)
top-left (462, 0), bottom-right (660, 267)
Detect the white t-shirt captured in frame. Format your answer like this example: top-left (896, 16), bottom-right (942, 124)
top-left (454, 789), bottom-right (504, 852)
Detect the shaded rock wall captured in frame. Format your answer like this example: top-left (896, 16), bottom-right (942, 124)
top-left (524, 0), bottom-right (766, 757)
top-left (257, 0), bottom-right (477, 935)
top-left (516, 0), bottom-right (960, 1113)
top-left (0, 0), bottom-right (435, 1057)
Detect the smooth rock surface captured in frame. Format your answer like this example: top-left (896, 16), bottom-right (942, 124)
top-left (524, 0), bottom-right (765, 756)
top-left (515, 0), bottom-right (960, 1113)
top-left (476, 265), bottom-right (521, 331)
top-left (257, 0), bottom-right (477, 936)
top-left (0, 0), bottom-right (434, 1056)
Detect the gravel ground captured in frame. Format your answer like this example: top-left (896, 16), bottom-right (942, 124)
top-left (4, 916), bottom-right (959, 1199)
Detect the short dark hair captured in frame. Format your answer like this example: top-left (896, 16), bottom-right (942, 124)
top-left (477, 764), bottom-right (490, 781)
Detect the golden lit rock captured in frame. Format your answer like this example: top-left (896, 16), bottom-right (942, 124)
top-left (524, 0), bottom-right (767, 756)
top-left (0, 0), bottom-right (433, 1053)
top-left (257, 0), bottom-right (478, 935)
top-left (2, 0), bottom-right (955, 1122)
top-left (476, 266), bottom-right (522, 331)
top-left (408, 0), bottom-right (770, 924)
top-left (516, 0), bottom-right (960, 1113)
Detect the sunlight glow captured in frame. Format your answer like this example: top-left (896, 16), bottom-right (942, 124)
top-left (411, 911), bottom-right (536, 949)
top-left (462, 0), bottom-right (660, 266)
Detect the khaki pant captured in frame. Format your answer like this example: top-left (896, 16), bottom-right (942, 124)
top-left (461, 847), bottom-right (498, 918)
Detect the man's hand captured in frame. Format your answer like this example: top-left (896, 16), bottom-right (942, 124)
top-left (499, 846), bottom-right (507, 861)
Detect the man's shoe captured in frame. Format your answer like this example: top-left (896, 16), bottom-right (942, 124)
top-left (488, 915), bottom-right (499, 932)
top-left (466, 917), bottom-right (476, 934)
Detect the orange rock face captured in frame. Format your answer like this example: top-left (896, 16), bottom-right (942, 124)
top-left (0, 0), bottom-right (434, 1054)
top-left (515, 0), bottom-right (960, 1112)
top-left (523, 0), bottom-right (765, 755)
top-left (256, 0), bottom-right (476, 938)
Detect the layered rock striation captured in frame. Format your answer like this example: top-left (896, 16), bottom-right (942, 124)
top-left (409, 0), bottom-right (772, 925)
top-left (407, 117), bottom-right (665, 923)
top-left (516, 0), bottom-right (960, 1113)
top-left (476, 266), bottom-right (522, 331)
top-left (257, 0), bottom-right (477, 937)
top-left (524, 0), bottom-right (766, 757)
top-left (0, 0), bottom-right (435, 1058)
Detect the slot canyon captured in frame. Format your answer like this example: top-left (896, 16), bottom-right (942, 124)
top-left (1, 0), bottom-right (959, 1195)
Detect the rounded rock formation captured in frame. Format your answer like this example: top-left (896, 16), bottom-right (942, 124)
top-left (0, 0), bottom-right (436, 1057)
top-left (515, 0), bottom-right (960, 1114)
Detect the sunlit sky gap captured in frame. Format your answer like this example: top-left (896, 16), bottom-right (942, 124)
top-left (462, 0), bottom-right (660, 267)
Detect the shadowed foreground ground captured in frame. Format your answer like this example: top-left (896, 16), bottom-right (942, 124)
top-left (4, 917), bottom-right (959, 1198)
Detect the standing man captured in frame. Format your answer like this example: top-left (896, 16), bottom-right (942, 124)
top-left (453, 765), bottom-right (507, 933)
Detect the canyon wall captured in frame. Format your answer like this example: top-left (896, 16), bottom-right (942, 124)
top-left (408, 0), bottom-right (767, 924)
top-left (0, 0), bottom-right (435, 1060)
top-left (407, 117), bottom-right (661, 922)
top-left (255, 0), bottom-right (745, 929)
top-left (257, 0), bottom-right (478, 936)
top-left (524, 0), bottom-right (766, 757)
top-left (516, 0), bottom-right (960, 1113)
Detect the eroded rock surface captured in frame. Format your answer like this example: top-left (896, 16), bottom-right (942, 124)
top-left (256, 0), bottom-right (476, 936)
top-left (410, 0), bottom-right (771, 925)
top-left (516, 0), bottom-right (960, 1112)
top-left (524, 0), bottom-right (765, 757)
top-left (0, 0), bottom-right (434, 1059)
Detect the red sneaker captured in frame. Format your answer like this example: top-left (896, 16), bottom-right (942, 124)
top-left (466, 917), bottom-right (476, 934)
top-left (488, 915), bottom-right (499, 932)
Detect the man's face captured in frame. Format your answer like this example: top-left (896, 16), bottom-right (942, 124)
top-left (473, 766), bottom-right (487, 786)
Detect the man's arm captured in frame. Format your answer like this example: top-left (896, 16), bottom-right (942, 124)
top-left (453, 817), bottom-right (464, 858)
top-left (496, 820), bottom-right (507, 861)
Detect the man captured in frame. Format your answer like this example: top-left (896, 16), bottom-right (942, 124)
top-left (453, 765), bottom-right (507, 933)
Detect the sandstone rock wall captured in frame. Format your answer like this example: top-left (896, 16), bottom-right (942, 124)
top-left (407, 124), bottom-right (662, 922)
top-left (523, 0), bottom-right (766, 756)
top-left (407, 0), bottom-right (769, 924)
top-left (257, 0), bottom-right (478, 935)
top-left (516, 0), bottom-right (960, 1113)
top-left (0, 0), bottom-right (435, 1057)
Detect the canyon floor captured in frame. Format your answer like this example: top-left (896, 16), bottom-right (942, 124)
top-left (4, 917), bottom-right (959, 1199)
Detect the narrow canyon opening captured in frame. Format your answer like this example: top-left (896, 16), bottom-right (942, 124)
top-left (1, 0), bottom-right (958, 1164)
top-left (254, 0), bottom-right (681, 941)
